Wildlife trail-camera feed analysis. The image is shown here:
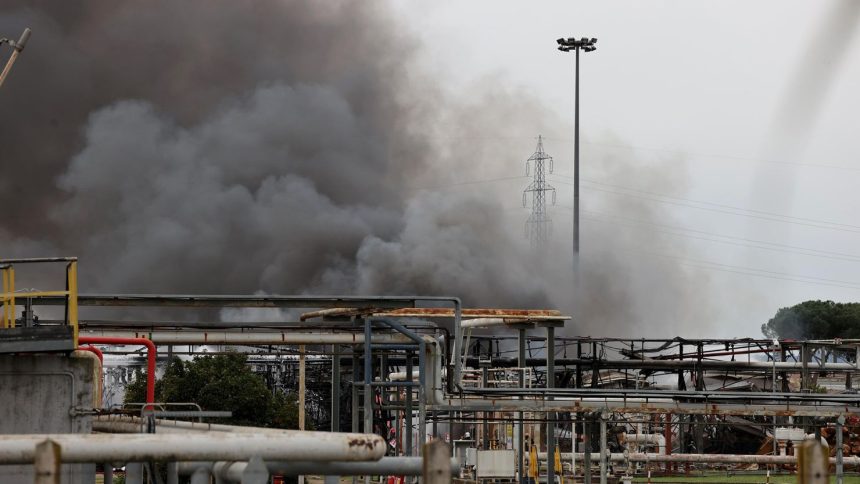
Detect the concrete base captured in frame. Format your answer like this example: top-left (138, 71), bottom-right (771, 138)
top-left (0, 352), bottom-right (96, 483)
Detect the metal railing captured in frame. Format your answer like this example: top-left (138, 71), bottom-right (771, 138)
top-left (0, 257), bottom-right (79, 345)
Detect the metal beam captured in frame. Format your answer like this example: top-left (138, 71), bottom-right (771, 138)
top-left (430, 399), bottom-right (860, 417)
top-left (32, 294), bottom-right (425, 309)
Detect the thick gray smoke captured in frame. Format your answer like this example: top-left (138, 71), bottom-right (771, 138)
top-left (769, 0), bottom-right (860, 159)
top-left (746, 0), bottom-right (860, 278)
top-left (0, 0), bottom-right (551, 309)
top-left (0, 1), bottom-right (721, 336)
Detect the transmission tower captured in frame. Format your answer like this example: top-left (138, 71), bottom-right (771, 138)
top-left (523, 135), bottom-right (556, 246)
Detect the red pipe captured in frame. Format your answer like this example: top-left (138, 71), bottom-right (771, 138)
top-left (78, 345), bottom-right (104, 364)
top-left (79, 337), bottom-right (156, 406)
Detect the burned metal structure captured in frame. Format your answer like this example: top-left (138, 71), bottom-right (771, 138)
top-left (2, 259), bottom-right (860, 483)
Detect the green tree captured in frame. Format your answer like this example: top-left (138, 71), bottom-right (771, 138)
top-left (123, 353), bottom-right (303, 429)
top-left (761, 300), bottom-right (860, 339)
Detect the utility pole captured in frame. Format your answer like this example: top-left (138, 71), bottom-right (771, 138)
top-left (523, 135), bottom-right (557, 247)
top-left (0, 28), bottom-right (31, 89)
top-left (557, 36), bottom-right (597, 258)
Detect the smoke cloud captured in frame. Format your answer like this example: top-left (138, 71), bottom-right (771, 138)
top-left (1, 1), bottom-right (720, 336)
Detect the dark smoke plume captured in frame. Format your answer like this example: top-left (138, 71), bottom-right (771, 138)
top-left (0, 0), bottom-right (551, 309)
top-left (1, 1), bottom-right (721, 336)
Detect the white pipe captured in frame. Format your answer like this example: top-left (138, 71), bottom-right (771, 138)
top-left (177, 456), bottom-right (461, 478)
top-left (94, 416), bottom-right (314, 434)
top-left (430, 337), bottom-right (446, 405)
top-left (389, 370), bottom-right (418, 381)
top-left (390, 368), bottom-right (446, 382)
top-left (0, 432), bottom-right (386, 464)
top-left (624, 433), bottom-right (666, 454)
top-left (80, 330), bottom-right (413, 345)
top-left (461, 318), bottom-right (527, 329)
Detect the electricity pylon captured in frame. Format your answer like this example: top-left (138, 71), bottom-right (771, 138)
top-left (523, 135), bottom-right (556, 247)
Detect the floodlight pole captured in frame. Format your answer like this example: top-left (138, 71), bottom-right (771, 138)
top-left (574, 45), bottom-right (580, 256)
top-left (557, 36), bottom-right (596, 260)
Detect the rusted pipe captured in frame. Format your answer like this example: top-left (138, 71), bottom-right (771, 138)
top-left (79, 336), bottom-right (155, 405)
top-left (0, 432), bottom-right (387, 464)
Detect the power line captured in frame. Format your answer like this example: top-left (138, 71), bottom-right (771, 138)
top-left (575, 141), bottom-right (860, 173)
top-left (576, 176), bottom-right (860, 230)
top-left (547, 175), bottom-right (860, 234)
top-left (422, 135), bottom-right (860, 172)
top-left (450, 175), bottom-right (529, 187)
top-left (580, 209), bottom-right (860, 263)
top-left (586, 234), bottom-right (860, 292)
top-left (504, 204), bottom-right (860, 291)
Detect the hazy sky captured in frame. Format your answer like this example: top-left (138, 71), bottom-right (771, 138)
top-left (392, 1), bottom-right (860, 337)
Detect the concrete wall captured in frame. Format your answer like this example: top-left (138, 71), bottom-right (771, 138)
top-left (0, 352), bottom-right (96, 484)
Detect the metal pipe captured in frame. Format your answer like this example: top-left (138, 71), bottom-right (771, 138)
top-left (167, 462), bottom-right (177, 484)
top-left (546, 326), bottom-right (555, 484)
top-left (93, 416), bottom-right (349, 434)
top-left (79, 336), bottom-right (155, 405)
top-left (518, 327), bottom-right (526, 484)
top-left (583, 417), bottom-right (591, 484)
top-left (364, 319), bottom-right (373, 436)
top-left (837, 416), bottom-right (845, 484)
top-left (624, 433), bottom-right (666, 454)
top-left (461, 318), bottom-right (529, 329)
top-left (34, 294), bottom-right (435, 309)
top-left (190, 468), bottom-right (210, 484)
top-left (406, 348), bottom-right (413, 455)
top-left (462, 357), bottom-right (858, 372)
top-left (92, 415), bottom-right (350, 436)
top-left (0, 432), bottom-right (386, 464)
top-left (332, 344), bottom-right (341, 432)
top-left (373, 318), bottom-right (428, 450)
top-left (177, 456), bottom-right (460, 478)
top-left (78, 345), bottom-right (104, 364)
top-left (126, 462), bottom-right (143, 484)
top-left (430, 398), bottom-right (860, 418)
top-left (599, 414), bottom-right (608, 484)
top-left (299, 344), bottom-right (306, 431)
top-left (419, 334), bottom-right (860, 419)
top-left (457, 386), bottom-right (860, 402)
top-left (81, 329), bottom-right (413, 345)
top-left (538, 452), bottom-right (860, 466)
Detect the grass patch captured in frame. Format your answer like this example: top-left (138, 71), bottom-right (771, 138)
top-left (633, 475), bottom-right (860, 484)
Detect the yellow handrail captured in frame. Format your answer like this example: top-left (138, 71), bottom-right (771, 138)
top-left (0, 258), bottom-right (78, 346)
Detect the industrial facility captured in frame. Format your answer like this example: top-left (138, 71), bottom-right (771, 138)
top-left (4, 2), bottom-right (860, 484)
top-left (1, 257), bottom-right (859, 483)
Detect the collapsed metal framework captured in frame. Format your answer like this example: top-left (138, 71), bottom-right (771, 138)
top-left (7, 291), bottom-right (860, 483)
